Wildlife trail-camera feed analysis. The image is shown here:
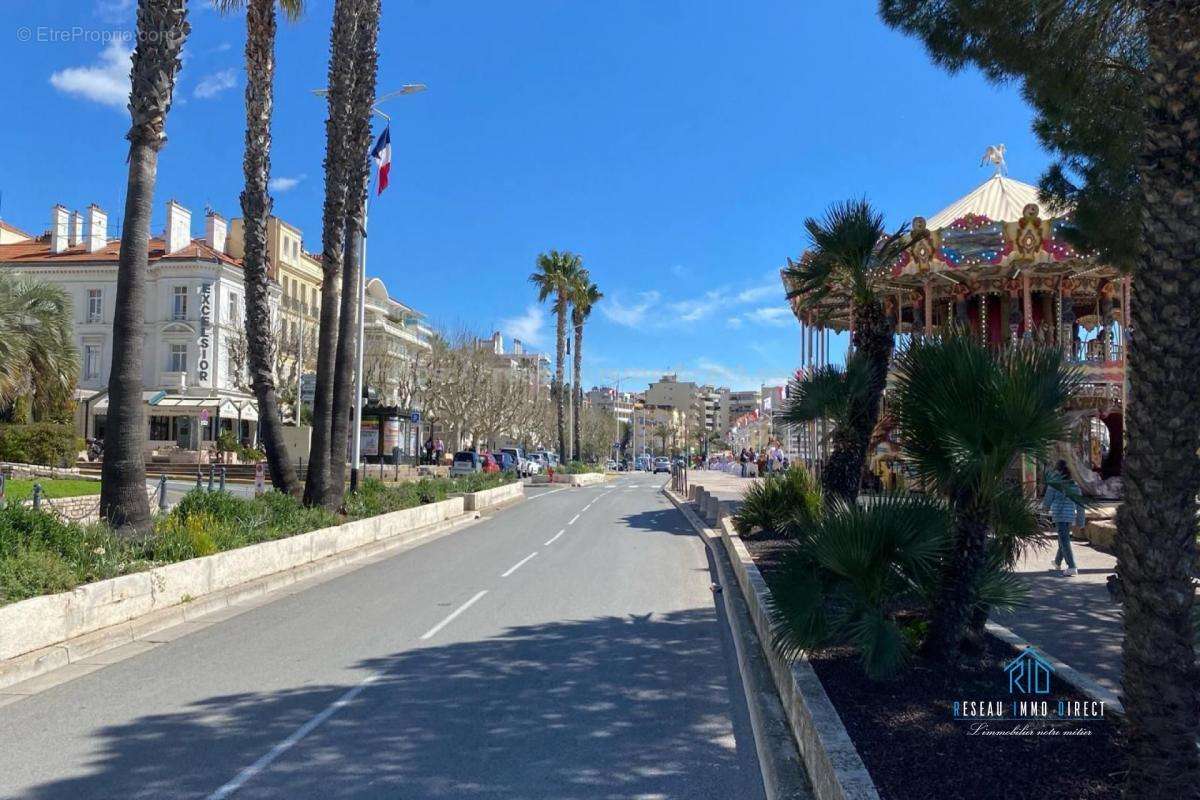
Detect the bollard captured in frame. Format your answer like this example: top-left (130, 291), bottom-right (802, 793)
top-left (159, 474), bottom-right (168, 512)
top-left (219, 466), bottom-right (227, 493)
top-left (32, 483), bottom-right (42, 510)
top-left (207, 464), bottom-right (215, 492)
top-left (196, 470), bottom-right (203, 491)
top-left (0, 473), bottom-right (6, 509)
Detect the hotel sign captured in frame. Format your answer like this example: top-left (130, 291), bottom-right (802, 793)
top-left (198, 283), bottom-right (213, 384)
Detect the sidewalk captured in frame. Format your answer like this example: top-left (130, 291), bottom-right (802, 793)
top-left (683, 470), bottom-right (1123, 697)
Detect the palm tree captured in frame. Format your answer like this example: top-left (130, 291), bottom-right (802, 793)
top-left (781, 352), bottom-right (873, 496)
top-left (569, 274), bottom-right (602, 461)
top-left (651, 422), bottom-right (671, 455)
top-left (1117, 5), bottom-right (1200, 793)
top-left (101, 0), bottom-right (189, 534)
top-left (891, 330), bottom-right (1078, 662)
top-left (304, 0), bottom-right (370, 509)
top-left (0, 276), bottom-right (77, 422)
top-left (217, 0), bottom-right (304, 497)
top-left (782, 199), bottom-right (913, 503)
top-left (328, 0), bottom-right (380, 505)
top-left (529, 250), bottom-right (582, 462)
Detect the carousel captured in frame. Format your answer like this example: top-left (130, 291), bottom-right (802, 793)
top-left (783, 154), bottom-right (1128, 498)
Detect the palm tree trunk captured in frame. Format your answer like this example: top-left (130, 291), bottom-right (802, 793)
top-left (823, 297), bottom-right (894, 503)
top-left (572, 316), bottom-right (583, 462)
top-left (327, 0), bottom-right (379, 506)
top-left (555, 295), bottom-right (567, 461)
top-left (239, 0), bottom-right (299, 497)
top-left (922, 504), bottom-right (989, 662)
top-left (1117, 4), bottom-right (1200, 794)
top-left (304, 0), bottom-right (361, 508)
top-left (101, 0), bottom-right (189, 534)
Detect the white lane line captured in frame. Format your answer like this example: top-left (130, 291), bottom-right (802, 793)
top-left (419, 590), bottom-right (489, 640)
top-left (501, 551), bottom-right (538, 578)
top-left (544, 529), bottom-right (565, 546)
top-left (528, 487), bottom-right (567, 499)
top-left (568, 514), bottom-right (580, 526)
top-left (206, 674), bottom-right (379, 799)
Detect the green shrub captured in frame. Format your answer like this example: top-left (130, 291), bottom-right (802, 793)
top-left (733, 466), bottom-right (823, 538)
top-left (0, 423), bottom-right (82, 466)
top-left (0, 549), bottom-right (77, 601)
top-left (561, 461), bottom-right (603, 475)
top-left (216, 430), bottom-right (240, 453)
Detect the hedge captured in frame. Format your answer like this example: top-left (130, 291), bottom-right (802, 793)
top-left (0, 424), bottom-right (82, 467)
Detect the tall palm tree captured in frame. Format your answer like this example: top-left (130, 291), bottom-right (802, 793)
top-left (782, 199), bottom-right (913, 503)
top-left (217, 0), bottom-right (304, 497)
top-left (1117, 3), bottom-right (1200, 793)
top-left (0, 276), bottom-right (77, 422)
top-left (328, 0), bottom-right (380, 505)
top-left (569, 274), bottom-right (602, 461)
top-left (304, 0), bottom-right (366, 509)
top-left (891, 330), bottom-right (1078, 662)
top-left (529, 250), bottom-right (582, 462)
top-left (782, 352), bottom-right (873, 486)
top-left (101, 0), bottom-right (189, 534)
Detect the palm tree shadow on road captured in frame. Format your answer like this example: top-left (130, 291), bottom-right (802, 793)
top-left (15, 610), bottom-right (763, 800)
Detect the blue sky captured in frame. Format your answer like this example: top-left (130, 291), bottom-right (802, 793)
top-left (3, 0), bottom-right (1053, 392)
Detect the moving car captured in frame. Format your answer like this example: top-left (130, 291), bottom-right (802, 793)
top-left (449, 451), bottom-right (482, 476)
top-left (653, 456), bottom-right (671, 474)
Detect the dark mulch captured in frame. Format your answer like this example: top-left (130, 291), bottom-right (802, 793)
top-left (739, 530), bottom-right (1127, 800)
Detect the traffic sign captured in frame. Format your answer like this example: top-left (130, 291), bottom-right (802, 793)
top-left (410, 411), bottom-right (421, 424)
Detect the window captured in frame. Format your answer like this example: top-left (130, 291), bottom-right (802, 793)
top-left (87, 289), bottom-right (102, 323)
top-left (169, 344), bottom-right (187, 372)
top-left (83, 344), bottom-right (101, 379)
top-left (228, 293), bottom-right (238, 322)
top-left (172, 286), bottom-right (188, 320)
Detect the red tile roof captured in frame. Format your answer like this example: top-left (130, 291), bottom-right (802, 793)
top-left (0, 236), bottom-right (242, 268)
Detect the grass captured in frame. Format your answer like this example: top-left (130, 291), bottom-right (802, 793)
top-left (0, 471), bottom-right (520, 606)
top-left (4, 478), bottom-right (101, 502)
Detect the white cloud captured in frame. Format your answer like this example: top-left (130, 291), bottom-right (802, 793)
top-left (600, 291), bottom-right (660, 328)
top-left (500, 304), bottom-right (547, 347)
top-left (49, 40), bottom-right (132, 109)
top-left (748, 306), bottom-right (793, 326)
top-left (726, 317), bottom-right (743, 329)
top-left (669, 290), bottom-right (724, 323)
top-left (269, 175), bottom-right (306, 193)
top-left (735, 283), bottom-right (779, 304)
top-left (194, 68), bottom-right (238, 99)
top-left (94, 0), bottom-right (134, 23)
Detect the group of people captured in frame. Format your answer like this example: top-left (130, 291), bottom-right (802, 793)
top-left (422, 437), bottom-right (446, 466)
top-left (736, 442), bottom-right (788, 477)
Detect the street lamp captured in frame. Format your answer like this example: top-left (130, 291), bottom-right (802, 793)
top-left (310, 84), bottom-right (427, 492)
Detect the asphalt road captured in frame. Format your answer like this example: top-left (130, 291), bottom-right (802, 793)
top-left (0, 474), bottom-right (764, 800)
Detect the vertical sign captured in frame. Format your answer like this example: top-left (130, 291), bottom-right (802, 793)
top-left (197, 283), bottom-right (213, 385)
top-left (254, 461), bottom-right (265, 496)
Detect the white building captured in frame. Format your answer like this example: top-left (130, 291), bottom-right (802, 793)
top-left (0, 201), bottom-right (271, 451)
top-left (585, 386), bottom-right (634, 425)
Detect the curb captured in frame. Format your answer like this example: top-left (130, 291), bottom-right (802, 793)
top-left (0, 489), bottom-right (530, 695)
top-left (663, 488), bottom-right (812, 800)
top-left (664, 487), bottom-right (880, 800)
top-left (986, 621), bottom-right (1124, 717)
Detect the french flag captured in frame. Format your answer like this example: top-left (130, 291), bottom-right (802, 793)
top-left (371, 126), bottom-right (392, 195)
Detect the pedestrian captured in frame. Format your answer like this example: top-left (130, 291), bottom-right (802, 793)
top-left (1043, 460), bottom-right (1087, 577)
top-left (739, 447), bottom-right (750, 478)
top-left (424, 437), bottom-right (434, 465)
top-left (434, 437), bottom-right (444, 464)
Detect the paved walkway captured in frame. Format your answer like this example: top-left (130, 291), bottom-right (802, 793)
top-left (683, 470), bottom-right (1123, 698)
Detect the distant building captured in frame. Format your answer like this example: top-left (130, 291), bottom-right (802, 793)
top-left (586, 386), bottom-right (634, 425)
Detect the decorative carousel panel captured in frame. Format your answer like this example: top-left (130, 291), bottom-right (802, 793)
top-left (935, 214), bottom-right (1009, 269)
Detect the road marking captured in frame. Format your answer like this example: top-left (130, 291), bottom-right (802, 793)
top-left (501, 551), bottom-right (538, 578)
top-left (544, 529), bottom-right (565, 545)
top-left (568, 514), bottom-right (580, 525)
top-left (419, 590), bottom-right (489, 640)
top-left (528, 487), bottom-right (567, 499)
top-left (206, 674), bottom-right (379, 799)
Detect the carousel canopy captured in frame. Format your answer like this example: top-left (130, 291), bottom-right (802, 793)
top-left (925, 174), bottom-right (1055, 230)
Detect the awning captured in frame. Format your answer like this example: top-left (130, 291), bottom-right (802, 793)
top-left (90, 392), bottom-right (256, 419)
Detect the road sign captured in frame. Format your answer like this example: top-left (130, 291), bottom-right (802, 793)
top-left (199, 409), bottom-right (210, 425)
top-left (299, 373), bottom-right (316, 405)
top-left (410, 411), bottom-right (421, 424)
top-left (254, 462), bottom-right (265, 496)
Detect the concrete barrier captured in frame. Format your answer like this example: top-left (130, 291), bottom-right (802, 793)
top-left (462, 481), bottom-right (524, 511)
top-left (0, 497), bottom-right (465, 665)
top-left (549, 472), bottom-right (606, 487)
top-left (1085, 520), bottom-right (1116, 552)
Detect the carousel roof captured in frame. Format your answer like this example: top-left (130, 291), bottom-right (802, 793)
top-left (925, 174), bottom-right (1059, 229)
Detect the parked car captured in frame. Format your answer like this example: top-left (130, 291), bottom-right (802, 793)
top-left (605, 459), bottom-right (618, 471)
top-left (450, 451), bottom-right (482, 476)
top-left (653, 456), bottom-right (671, 474)
top-left (500, 447), bottom-right (538, 477)
top-left (482, 453), bottom-right (501, 473)
top-left (493, 451), bottom-right (517, 472)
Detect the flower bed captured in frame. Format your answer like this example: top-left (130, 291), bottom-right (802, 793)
top-left (740, 532), bottom-right (1127, 800)
top-left (0, 473), bottom-right (518, 607)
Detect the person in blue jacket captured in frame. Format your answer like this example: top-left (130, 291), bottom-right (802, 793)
top-left (1043, 460), bottom-right (1088, 577)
